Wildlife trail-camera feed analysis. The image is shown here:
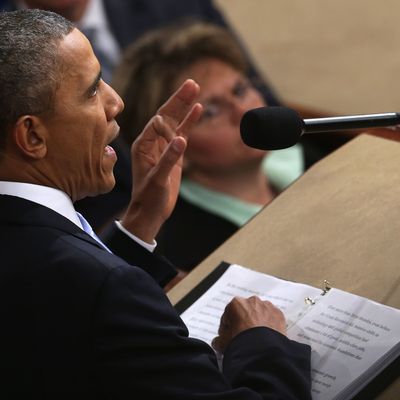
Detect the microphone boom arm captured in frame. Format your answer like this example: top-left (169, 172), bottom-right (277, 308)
top-left (303, 113), bottom-right (400, 133)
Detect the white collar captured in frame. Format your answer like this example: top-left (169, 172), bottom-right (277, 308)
top-left (18, 0), bottom-right (119, 70)
top-left (17, 0), bottom-right (106, 32)
top-left (78, 0), bottom-right (120, 67)
top-left (0, 181), bottom-right (83, 229)
top-left (80, 0), bottom-right (107, 32)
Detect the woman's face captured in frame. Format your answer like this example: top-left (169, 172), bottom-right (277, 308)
top-left (175, 58), bottom-right (267, 175)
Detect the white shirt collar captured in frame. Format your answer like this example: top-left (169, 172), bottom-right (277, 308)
top-left (79, 0), bottom-right (107, 31)
top-left (17, 0), bottom-right (107, 33)
top-left (0, 181), bottom-right (157, 252)
top-left (78, 0), bottom-right (120, 66)
top-left (0, 181), bottom-right (83, 229)
top-left (17, 0), bottom-right (120, 73)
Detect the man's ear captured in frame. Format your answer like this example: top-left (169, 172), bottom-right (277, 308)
top-left (13, 115), bottom-right (47, 159)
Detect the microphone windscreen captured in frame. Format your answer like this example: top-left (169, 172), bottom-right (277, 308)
top-left (240, 106), bottom-right (304, 150)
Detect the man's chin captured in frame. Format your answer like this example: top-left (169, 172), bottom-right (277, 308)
top-left (97, 177), bottom-right (116, 196)
top-left (79, 177), bottom-right (116, 200)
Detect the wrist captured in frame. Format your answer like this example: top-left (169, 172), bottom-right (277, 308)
top-left (120, 203), bottom-right (164, 243)
top-left (115, 221), bottom-right (157, 251)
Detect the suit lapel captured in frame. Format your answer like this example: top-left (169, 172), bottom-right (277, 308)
top-left (0, 194), bottom-right (106, 251)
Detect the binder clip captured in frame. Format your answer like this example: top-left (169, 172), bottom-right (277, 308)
top-left (304, 280), bottom-right (332, 306)
top-left (321, 280), bottom-right (332, 296)
top-left (304, 297), bottom-right (316, 305)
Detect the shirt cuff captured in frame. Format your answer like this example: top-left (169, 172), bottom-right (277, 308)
top-left (114, 220), bottom-right (157, 253)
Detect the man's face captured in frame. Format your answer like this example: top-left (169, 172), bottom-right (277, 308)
top-left (41, 28), bottom-right (124, 201)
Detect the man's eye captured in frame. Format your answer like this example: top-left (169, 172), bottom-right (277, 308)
top-left (89, 82), bottom-right (100, 97)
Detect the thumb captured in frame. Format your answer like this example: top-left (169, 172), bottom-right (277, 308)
top-left (212, 336), bottom-right (224, 353)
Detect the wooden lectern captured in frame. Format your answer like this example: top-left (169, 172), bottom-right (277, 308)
top-left (168, 134), bottom-right (400, 399)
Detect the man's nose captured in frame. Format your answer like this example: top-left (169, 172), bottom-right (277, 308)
top-left (104, 82), bottom-right (124, 120)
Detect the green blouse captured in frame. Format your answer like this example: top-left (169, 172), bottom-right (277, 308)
top-left (180, 144), bottom-right (304, 226)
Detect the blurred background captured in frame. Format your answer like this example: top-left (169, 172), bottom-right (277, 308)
top-left (216, 0), bottom-right (400, 115)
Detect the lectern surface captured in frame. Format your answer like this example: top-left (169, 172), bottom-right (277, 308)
top-left (168, 134), bottom-right (400, 399)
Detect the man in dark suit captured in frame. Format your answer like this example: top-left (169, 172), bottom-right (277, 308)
top-left (0, 9), bottom-right (311, 399)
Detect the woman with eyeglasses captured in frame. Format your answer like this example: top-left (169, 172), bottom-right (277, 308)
top-left (112, 21), bottom-right (304, 272)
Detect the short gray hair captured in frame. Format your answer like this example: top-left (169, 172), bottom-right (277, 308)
top-left (0, 9), bottom-right (74, 148)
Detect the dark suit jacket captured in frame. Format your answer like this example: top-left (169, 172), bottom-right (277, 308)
top-left (0, 194), bottom-right (311, 399)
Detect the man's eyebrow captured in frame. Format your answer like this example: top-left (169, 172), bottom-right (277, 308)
top-left (85, 70), bottom-right (102, 95)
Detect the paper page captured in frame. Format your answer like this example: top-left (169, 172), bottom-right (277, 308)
top-left (180, 263), bottom-right (321, 345)
top-left (288, 288), bottom-right (400, 400)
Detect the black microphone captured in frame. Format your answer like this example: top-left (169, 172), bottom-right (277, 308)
top-left (240, 106), bottom-right (400, 150)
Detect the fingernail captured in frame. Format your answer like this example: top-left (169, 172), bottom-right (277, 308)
top-left (172, 137), bottom-right (185, 152)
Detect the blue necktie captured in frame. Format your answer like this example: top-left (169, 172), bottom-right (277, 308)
top-left (76, 212), bottom-right (112, 253)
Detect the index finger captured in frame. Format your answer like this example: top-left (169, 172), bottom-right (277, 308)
top-left (157, 79), bottom-right (200, 126)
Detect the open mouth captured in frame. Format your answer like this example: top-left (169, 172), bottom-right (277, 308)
top-left (104, 145), bottom-right (116, 156)
top-left (104, 125), bottom-right (120, 157)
